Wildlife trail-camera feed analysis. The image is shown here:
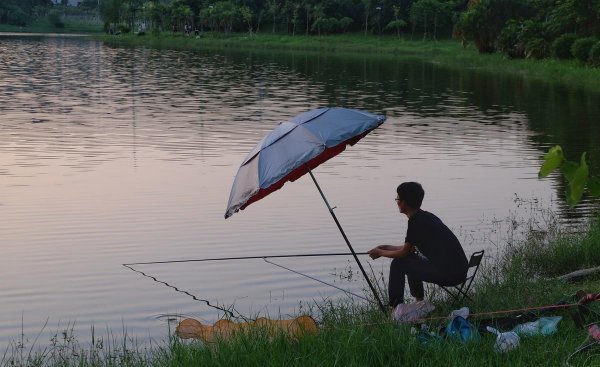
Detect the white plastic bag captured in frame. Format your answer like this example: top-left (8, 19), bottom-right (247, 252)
top-left (512, 316), bottom-right (562, 336)
top-left (393, 301), bottom-right (435, 323)
top-left (487, 326), bottom-right (520, 353)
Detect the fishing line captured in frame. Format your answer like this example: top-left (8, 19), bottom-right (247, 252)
top-left (123, 252), bottom-right (373, 318)
top-left (262, 258), bottom-right (373, 303)
top-left (123, 252), bottom-right (369, 266)
top-left (123, 264), bottom-right (240, 319)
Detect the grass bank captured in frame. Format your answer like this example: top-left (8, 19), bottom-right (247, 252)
top-left (0, 19), bottom-right (102, 34)
top-left (97, 32), bottom-right (600, 95)
top-left (4, 214), bottom-right (599, 366)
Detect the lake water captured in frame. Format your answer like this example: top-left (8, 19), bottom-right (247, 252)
top-left (0, 34), bottom-right (599, 349)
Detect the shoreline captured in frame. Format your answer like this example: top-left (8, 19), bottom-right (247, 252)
top-left (95, 32), bottom-right (600, 95)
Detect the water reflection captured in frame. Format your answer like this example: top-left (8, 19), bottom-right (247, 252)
top-left (0, 34), bottom-right (598, 348)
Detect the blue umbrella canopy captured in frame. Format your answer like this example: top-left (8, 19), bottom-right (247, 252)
top-left (225, 107), bottom-right (386, 219)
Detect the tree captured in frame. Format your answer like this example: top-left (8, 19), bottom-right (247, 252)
top-left (141, 1), bottom-right (165, 32)
top-left (211, 1), bottom-right (237, 33)
top-left (0, 0), bottom-right (52, 25)
top-left (99, 0), bottom-right (124, 32)
top-left (455, 0), bottom-right (534, 53)
top-left (310, 2), bottom-right (325, 35)
top-left (79, 0), bottom-right (100, 9)
top-left (409, 0), bottom-right (451, 40)
top-left (266, 0), bottom-right (280, 33)
top-left (290, 3), bottom-right (300, 35)
top-left (240, 5), bottom-right (254, 34)
top-left (385, 4), bottom-right (406, 36)
top-left (169, 1), bottom-right (193, 32)
top-left (362, 0), bottom-right (374, 35)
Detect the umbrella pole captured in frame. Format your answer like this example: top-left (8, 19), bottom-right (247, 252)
top-left (307, 169), bottom-right (387, 313)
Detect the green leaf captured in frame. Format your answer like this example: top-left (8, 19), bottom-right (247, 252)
top-left (565, 152), bottom-right (589, 207)
top-left (538, 145), bottom-right (564, 178)
top-left (588, 176), bottom-right (600, 196)
top-left (560, 160), bottom-right (579, 181)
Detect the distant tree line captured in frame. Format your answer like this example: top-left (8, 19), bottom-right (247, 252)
top-left (92, 0), bottom-right (600, 63)
top-left (0, 0), bottom-right (53, 26)
top-left (4, 0), bottom-right (600, 65)
top-left (456, 0), bottom-right (600, 65)
top-left (92, 0), bottom-right (464, 38)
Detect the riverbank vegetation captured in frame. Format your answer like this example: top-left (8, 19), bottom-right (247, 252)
top-left (91, 0), bottom-right (600, 66)
top-left (0, 1), bottom-right (102, 33)
top-left (4, 0), bottom-right (599, 67)
top-left (4, 211), bottom-right (599, 366)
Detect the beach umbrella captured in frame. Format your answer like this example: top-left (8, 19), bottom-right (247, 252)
top-left (225, 107), bottom-right (387, 311)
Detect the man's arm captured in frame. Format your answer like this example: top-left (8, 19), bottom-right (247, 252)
top-left (368, 242), bottom-right (415, 259)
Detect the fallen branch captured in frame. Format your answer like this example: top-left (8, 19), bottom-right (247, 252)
top-left (557, 266), bottom-right (600, 282)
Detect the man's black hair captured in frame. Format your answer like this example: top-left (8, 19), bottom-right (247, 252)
top-left (397, 182), bottom-right (424, 209)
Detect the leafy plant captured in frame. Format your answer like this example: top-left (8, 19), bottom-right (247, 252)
top-left (588, 41), bottom-right (600, 66)
top-left (550, 33), bottom-right (577, 59)
top-left (496, 20), bottom-right (524, 58)
top-left (385, 5), bottom-right (405, 37)
top-left (538, 145), bottom-right (600, 207)
top-left (525, 37), bottom-right (547, 59)
top-left (571, 37), bottom-right (597, 62)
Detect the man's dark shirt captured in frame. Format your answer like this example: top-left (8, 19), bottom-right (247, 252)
top-left (405, 209), bottom-right (468, 274)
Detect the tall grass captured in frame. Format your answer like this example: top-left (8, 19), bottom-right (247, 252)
top-left (3, 213), bottom-right (599, 366)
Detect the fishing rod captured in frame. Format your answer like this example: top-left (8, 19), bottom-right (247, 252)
top-left (123, 251), bottom-right (369, 266)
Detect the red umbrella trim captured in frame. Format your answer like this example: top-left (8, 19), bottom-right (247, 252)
top-left (237, 129), bottom-right (371, 213)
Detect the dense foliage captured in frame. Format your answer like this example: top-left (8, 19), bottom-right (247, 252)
top-left (571, 36), bottom-right (597, 62)
top-left (89, 0), bottom-right (600, 65)
top-left (550, 33), bottom-right (577, 59)
top-left (457, 0), bottom-right (600, 64)
top-left (0, 0), bottom-right (52, 26)
top-left (3, 0), bottom-right (600, 67)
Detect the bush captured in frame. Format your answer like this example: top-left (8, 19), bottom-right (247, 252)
top-left (590, 42), bottom-right (600, 66)
top-left (571, 37), bottom-right (597, 63)
top-left (497, 20), bottom-right (523, 58)
top-left (1, 4), bottom-right (28, 26)
top-left (497, 20), bottom-right (546, 59)
top-left (117, 24), bottom-right (131, 34)
top-left (47, 9), bottom-right (64, 28)
top-left (455, 0), bottom-right (536, 54)
top-left (550, 33), bottom-right (577, 59)
top-left (339, 17), bottom-right (353, 32)
top-left (525, 37), bottom-right (548, 59)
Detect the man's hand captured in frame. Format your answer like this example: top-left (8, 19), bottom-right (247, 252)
top-left (368, 243), bottom-right (413, 260)
top-left (368, 247), bottom-right (382, 260)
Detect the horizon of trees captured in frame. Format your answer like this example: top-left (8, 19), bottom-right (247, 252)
top-left (2, 0), bottom-right (599, 64)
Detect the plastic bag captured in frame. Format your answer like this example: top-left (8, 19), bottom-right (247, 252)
top-left (393, 301), bottom-right (435, 323)
top-left (487, 326), bottom-right (520, 353)
top-left (446, 316), bottom-right (480, 343)
top-left (512, 316), bottom-right (562, 336)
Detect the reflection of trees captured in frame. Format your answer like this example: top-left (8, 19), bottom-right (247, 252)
top-left (5, 36), bottom-right (600, 215)
top-left (205, 48), bottom-right (600, 215)
top-left (219, 48), bottom-right (600, 170)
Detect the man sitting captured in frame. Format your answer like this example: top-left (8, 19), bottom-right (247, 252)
top-left (368, 182), bottom-right (468, 308)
